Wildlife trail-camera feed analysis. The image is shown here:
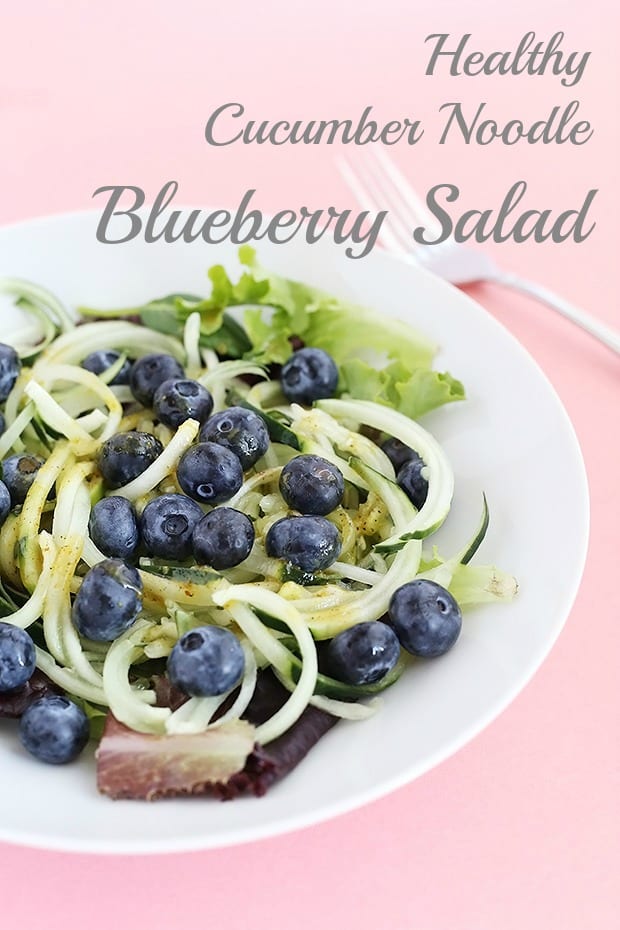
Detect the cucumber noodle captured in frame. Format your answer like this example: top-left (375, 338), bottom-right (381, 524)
top-left (0, 274), bottom-right (517, 754)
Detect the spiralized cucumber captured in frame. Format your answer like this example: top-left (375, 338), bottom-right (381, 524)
top-left (0, 270), bottom-right (517, 781)
top-left (317, 398), bottom-right (455, 548)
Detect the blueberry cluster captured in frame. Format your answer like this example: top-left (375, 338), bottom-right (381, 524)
top-left (88, 352), bottom-right (271, 569)
top-left (322, 580), bottom-right (462, 687)
top-left (85, 346), bottom-right (346, 580)
top-left (266, 454), bottom-right (345, 573)
top-left (0, 329), bottom-right (466, 762)
top-left (0, 623), bottom-right (89, 764)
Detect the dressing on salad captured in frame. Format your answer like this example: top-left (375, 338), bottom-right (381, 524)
top-left (0, 248), bottom-right (517, 799)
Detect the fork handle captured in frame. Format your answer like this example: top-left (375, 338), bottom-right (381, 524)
top-left (494, 272), bottom-right (620, 355)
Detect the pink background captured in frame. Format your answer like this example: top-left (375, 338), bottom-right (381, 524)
top-left (1, 1), bottom-right (618, 927)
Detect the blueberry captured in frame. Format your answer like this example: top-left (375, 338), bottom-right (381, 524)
top-left (199, 406), bottom-right (269, 471)
top-left (153, 378), bottom-right (214, 430)
top-left (140, 493), bottom-right (204, 560)
top-left (72, 559), bottom-right (143, 642)
top-left (19, 695), bottom-right (89, 764)
top-left (388, 579), bottom-right (462, 658)
top-left (192, 507), bottom-right (254, 570)
top-left (397, 454), bottom-right (428, 510)
top-left (382, 437), bottom-right (416, 472)
top-left (97, 431), bottom-right (163, 489)
top-left (279, 454), bottom-right (344, 516)
top-left (0, 344), bottom-right (21, 402)
top-left (89, 496), bottom-right (140, 560)
top-left (325, 620), bottom-right (400, 685)
top-left (1, 453), bottom-right (45, 505)
top-left (0, 622), bottom-right (36, 692)
top-left (167, 626), bottom-right (245, 697)
top-left (130, 353), bottom-right (185, 407)
top-left (0, 479), bottom-right (11, 526)
top-left (82, 349), bottom-right (132, 385)
top-left (265, 515), bottom-right (341, 572)
top-left (176, 442), bottom-right (243, 504)
top-left (280, 347), bottom-right (339, 405)
top-left (0, 411), bottom-right (5, 436)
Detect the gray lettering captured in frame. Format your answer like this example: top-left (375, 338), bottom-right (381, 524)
top-left (424, 33), bottom-right (471, 76)
top-left (413, 184), bottom-right (459, 244)
top-left (93, 185), bottom-right (145, 243)
top-left (204, 102), bottom-right (245, 146)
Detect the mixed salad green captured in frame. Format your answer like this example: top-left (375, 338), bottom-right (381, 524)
top-left (0, 249), bottom-right (517, 799)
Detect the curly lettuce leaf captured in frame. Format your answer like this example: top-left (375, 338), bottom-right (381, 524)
top-left (78, 246), bottom-right (465, 417)
top-left (237, 249), bottom-right (463, 417)
top-left (78, 259), bottom-right (263, 357)
top-left (239, 246), bottom-right (437, 369)
top-left (339, 358), bottom-right (465, 419)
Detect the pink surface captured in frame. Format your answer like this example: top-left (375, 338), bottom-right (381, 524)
top-left (0, 2), bottom-right (618, 927)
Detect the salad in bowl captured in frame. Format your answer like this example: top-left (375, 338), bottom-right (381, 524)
top-left (0, 246), bottom-right (516, 801)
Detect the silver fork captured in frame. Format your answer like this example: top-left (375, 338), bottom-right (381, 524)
top-left (338, 148), bottom-right (620, 355)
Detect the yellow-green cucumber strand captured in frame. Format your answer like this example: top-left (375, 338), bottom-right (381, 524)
top-left (17, 442), bottom-right (74, 592)
top-left (317, 398), bottom-right (454, 547)
top-left (212, 584), bottom-right (317, 745)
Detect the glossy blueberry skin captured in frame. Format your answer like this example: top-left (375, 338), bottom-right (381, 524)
top-left (279, 454), bottom-right (344, 516)
top-left (325, 620), bottom-right (401, 685)
top-left (192, 507), bottom-right (255, 570)
top-left (388, 580), bottom-right (462, 658)
top-left (280, 347), bottom-right (339, 405)
top-left (1, 453), bottom-right (45, 505)
top-left (140, 493), bottom-right (204, 560)
top-left (396, 453), bottom-right (429, 511)
top-left (167, 626), bottom-right (245, 697)
top-left (97, 431), bottom-right (163, 489)
top-left (72, 559), bottom-right (143, 642)
top-left (382, 437), bottom-right (416, 473)
top-left (130, 353), bottom-right (185, 407)
top-left (153, 378), bottom-right (214, 430)
top-left (19, 695), bottom-right (89, 764)
top-left (0, 622), bottom-right (36, 693)
top-left (82, 349), bottom-right (132, 385)
top-left (265, 515), bottom-right (341, 572)
top-left (89, 496), bottom-right (140, 560)
top-left (0, 343), bottom-right (21, 402)
top-left (199, 406), bottom-right (269, 471)
top-left (176, 442), bottom-right (243, 505)
top-left (0, 480), bottom-right (11, 526)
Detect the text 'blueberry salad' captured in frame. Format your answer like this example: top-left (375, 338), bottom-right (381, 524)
top-left (0, 248), bottom-right (517, 800)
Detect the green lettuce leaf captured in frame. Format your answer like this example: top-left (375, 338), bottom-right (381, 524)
top-left (78, 245), bottom-right (465, 417)
top-left (237, 248), bottom-right (463, 417)
top-left (78, 260), bottom-right (263, 357)
top-left (339, 358), bottom-right (465, 419)
top-left (239, 246), bottom-right (437, 369)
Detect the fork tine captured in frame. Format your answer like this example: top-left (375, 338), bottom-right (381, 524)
top-left (353, 155), bottom-right (419, 256)
top-left (336, 156), bottom-right (416, 260)
top-left (369, 147), bottom-right (444, 242)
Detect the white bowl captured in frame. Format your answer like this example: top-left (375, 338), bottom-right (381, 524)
top-left (0, 211), bottom-right (588, 853)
